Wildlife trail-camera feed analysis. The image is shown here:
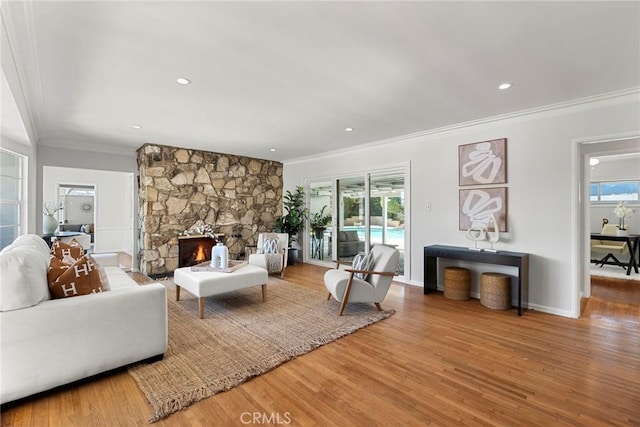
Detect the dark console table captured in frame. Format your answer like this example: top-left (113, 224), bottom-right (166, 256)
top-left (424, 245), bottom-right (530, 316)
top-left (41, 231), bottom-right (83, 248)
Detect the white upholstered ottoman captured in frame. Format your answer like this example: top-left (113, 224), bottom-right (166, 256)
top-left (173, 264), bottom-right (269, 318)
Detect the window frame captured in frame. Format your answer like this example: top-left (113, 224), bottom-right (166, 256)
top-left (0, 147), bottom-right (26, 249)
top-left (589, 179), bottom-right (640, 203)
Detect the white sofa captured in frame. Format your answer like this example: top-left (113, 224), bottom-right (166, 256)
top-left (0, 234), bottom-right (168, 404)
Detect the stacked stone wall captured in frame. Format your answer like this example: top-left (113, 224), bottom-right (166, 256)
top-left (137, 144), bottom-right (282, 276)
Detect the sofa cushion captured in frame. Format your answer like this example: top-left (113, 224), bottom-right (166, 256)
top-left (2, 234), bottom-right (51, 265)
top-left (51, 239), bottom-right (84, 261)
top-left (0, 246), bottom-right (51, 311)
top-left (102, 266), bottom-right (137, 290)
top-left (48, 255), bottom-right (110, 299)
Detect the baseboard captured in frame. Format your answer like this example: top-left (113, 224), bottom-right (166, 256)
top-left (526, 302), bottom-right (576, 319)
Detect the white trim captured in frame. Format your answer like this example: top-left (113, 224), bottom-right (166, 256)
top-left (38, 139), bottom-right (139, 156)
top-left (0, 1), bottom-right (43, 142)
top-left (303, 162), bottom-right (411, 281)
top-left (573, 132), bottom-right (640, 317)
top-left (285, 88), bottom-right (640, 166)
top-left (0, 148), bottom-right (26, 248)
top-left (526, 303), bottom-right (575, 319)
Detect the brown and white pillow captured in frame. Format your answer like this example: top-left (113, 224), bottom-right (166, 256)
top-left (51, 238), bottom-right (84, 261)
top-left (47, 255), bottom-right (72, 284)
top-left (48, 255), bottom-right (110, 299)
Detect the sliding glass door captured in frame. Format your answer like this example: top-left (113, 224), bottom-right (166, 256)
top-left (306, 167), bottom-right (407, 279)
top-left (308, 181), bottom-right (333, 261)
top-left (369, 172), bottom-right (405, 275)
top-left (337, 176), bottom-right (367, 263)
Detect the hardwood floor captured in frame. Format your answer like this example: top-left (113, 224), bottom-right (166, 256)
top-left (2, 263), bottom-right (639, 426)
top-left (590, 275), bottom-right (640, 305)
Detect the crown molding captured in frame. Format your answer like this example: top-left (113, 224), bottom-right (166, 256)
top-left (1, 1), bottom-right (44, 142)
top-left (38, 137), bottom-right (138, 157)
top-left (284, 87), bottom-right (640, 166)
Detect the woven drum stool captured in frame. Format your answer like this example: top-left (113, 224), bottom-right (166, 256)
top-left (480, 272), bottom-right (511, 310)
top-left (443, 267), bottom-right (470, 300)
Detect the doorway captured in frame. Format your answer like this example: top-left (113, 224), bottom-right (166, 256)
top-left (42, 166), bottom-right (135, 258)
top-left (577, 136), bottom-right (640, 317)
top-left (58, 184), bottom-right (96, 251)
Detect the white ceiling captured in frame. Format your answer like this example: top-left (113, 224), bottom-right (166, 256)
top-left (2, 1), bottom-right (639, 162)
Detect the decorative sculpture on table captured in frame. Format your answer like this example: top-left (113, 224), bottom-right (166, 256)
top-left (485, 214), bottom-right (500, 252)
top-left (466, 214), bottom-right (500, 252)
top-left (466, 226), bottom-right (486, 251)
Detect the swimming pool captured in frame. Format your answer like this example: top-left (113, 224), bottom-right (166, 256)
top-left (342, 225), bottom-right (405, 249)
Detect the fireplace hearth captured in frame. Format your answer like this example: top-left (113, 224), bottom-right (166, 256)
top-left (178, 236), bottom-right (217, 268)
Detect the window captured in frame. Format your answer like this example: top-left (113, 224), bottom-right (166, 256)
top-left (0, 148), bottom-right (25, 249)
top-left (590, 180), bottom-right (639, 202)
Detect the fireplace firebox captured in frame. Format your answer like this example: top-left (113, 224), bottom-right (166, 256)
top-left (178, 236), bottom-right (217, 268)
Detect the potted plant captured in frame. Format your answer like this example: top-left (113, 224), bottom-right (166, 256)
top-left (613, 201), bottom-right (637, 236)
top-left (43, 200), bottom-right (62, 235)
top-left (274, 185), bottom-right (308, 265)
top-left (310, 205), bottom-right (332, 239)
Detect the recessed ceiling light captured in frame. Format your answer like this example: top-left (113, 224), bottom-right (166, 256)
top-left (590, 158), bottom-right (600, 166)
top-left (176, 77), bottom-right (191, 85)
top-left (132, 125), bottom-right (142, 129)
top-left (345, 127), bottom-right (354, 132)
top-left (498, 83), bottom-right (512, 90)
top-left (270, 148), bottom-right (277, 152)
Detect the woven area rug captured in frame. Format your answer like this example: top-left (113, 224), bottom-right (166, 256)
top-left (128, 278), bottom-right (394, 422)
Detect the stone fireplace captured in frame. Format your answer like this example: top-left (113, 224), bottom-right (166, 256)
top-left (137, 144), bottom-right (283, 277)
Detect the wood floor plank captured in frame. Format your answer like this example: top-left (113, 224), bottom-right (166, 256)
top-left (2, 262), bottom-right (639, 426)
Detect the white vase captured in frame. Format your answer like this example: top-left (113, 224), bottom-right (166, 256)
top-left (616, 229), bottom-right (628, 237)
top-left (211, 242), bottom-right (229, 269)
top-left (43, 215), bottom-right (58, 235)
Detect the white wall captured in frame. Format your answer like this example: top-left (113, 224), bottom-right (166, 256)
top-left (284, 92), bottom-right (640, 318)
top-left (36, 145), bottom-right (137, 233)
top-left (63, 195), bottom-right (95, 225)
top-left (42, 166), bottom-right (134, 253)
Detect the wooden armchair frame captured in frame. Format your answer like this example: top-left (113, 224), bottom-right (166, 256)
top-left (327, 259), bottom-right (396, 316)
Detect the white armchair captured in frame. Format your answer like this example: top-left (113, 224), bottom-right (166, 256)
top-left (324, 244), bottom-right (400, 315)
top-left (246, 233), bottom-right (289, 278)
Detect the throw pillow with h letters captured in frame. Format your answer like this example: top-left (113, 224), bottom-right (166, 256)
top-left (48, 255), bottom-right (110, 299)
top-left (51, 238), bottom-right (84, 262)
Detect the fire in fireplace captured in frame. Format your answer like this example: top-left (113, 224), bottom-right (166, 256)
top-left (178, 236), bottom-right (216, 268)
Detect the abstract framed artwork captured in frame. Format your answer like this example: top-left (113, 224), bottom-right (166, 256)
top-left (459, 187), bottom-right (508, 232)
top-left (459, 138), bottom-right (507, 186)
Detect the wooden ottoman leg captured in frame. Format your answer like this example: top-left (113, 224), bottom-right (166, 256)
top-left (176, 285), bottom-right (181, 301)
top-left (199, 297), bottom-right (205, 319)
top-left (262, 284), bottom-right (267, 302)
